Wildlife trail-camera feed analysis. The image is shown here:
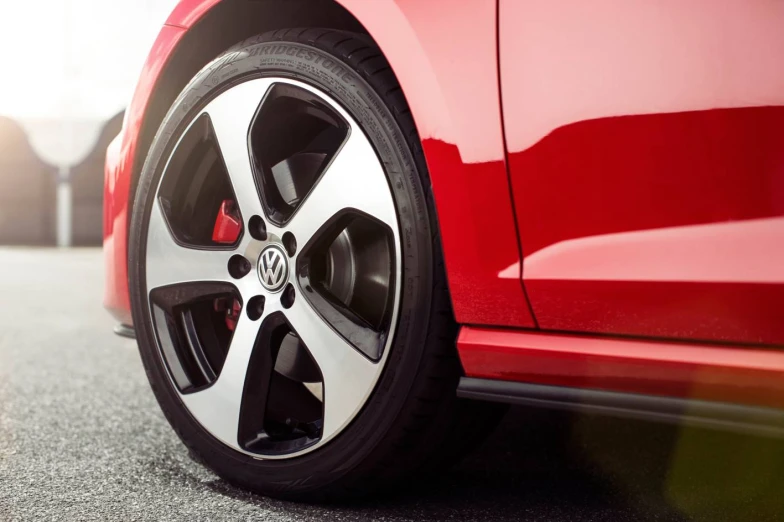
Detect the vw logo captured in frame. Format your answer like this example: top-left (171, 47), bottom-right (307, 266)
top-left (258, 245), bottom-right (288, 292)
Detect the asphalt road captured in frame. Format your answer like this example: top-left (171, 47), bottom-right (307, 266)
top-left (1, 248), bottom-right (783, 521)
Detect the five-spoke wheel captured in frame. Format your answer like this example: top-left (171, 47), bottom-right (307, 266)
top-left (145, 77), bottom-right (400, 458)
top-left (129, 29), bottom-right (503, 500)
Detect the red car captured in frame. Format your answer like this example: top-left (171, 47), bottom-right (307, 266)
top-left (104, 0), bottom-right (784, 500)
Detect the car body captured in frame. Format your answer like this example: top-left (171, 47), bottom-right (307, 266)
top-left (105, 0), bottom-right (784, 434)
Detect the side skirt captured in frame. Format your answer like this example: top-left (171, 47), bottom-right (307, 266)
top-left (458, 378), bottom-right (784, 438)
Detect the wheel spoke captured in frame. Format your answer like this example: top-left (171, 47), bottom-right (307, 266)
top-left (146, 199), bottom-right (234, 291)
top-left (203, 78), bottom-right (275, 222)
top-left (284, 127), bottom-right (397, 247)
top-left (284, 298), bottom-right (379, 441)
top-left (180, 313), bottom-right (264, 450)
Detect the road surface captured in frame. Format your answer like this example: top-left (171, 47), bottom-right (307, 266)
top-left (0, 248), bottom-right (781, 521)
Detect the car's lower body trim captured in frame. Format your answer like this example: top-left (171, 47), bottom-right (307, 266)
top-left (458, 377), bottom-right (784, 438)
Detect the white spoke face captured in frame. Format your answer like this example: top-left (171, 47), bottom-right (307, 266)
top-left (202, 78), bottom-right (275, 222)
top-left (146, 200), bottom-right (234, 291)
top-left (283, 299), bottom-right (380, 442)
top-left (180, 314), bottom-right (261, 450)
top-left (285, 124), bottom-right (398, 249)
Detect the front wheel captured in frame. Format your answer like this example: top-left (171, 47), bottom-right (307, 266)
top-left (128, 28), bottom-right (503, 500)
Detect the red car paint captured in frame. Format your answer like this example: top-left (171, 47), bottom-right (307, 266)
top-left (458, 327), bottom-right (784, 410)
top-left (500, 0), bottom-right (784, 345)
top-left (104, 0), bottom-right (784, 410)
top-left (165, 0), bottom-right (219, 28)
top-left (104, 24), bottom-right (186, 325)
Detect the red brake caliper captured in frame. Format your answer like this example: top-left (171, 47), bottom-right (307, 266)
top-left (212, 199), bottom-right (242, 244)
top-left (214, 297), bottom-right (242, 331)
top-left (212, 199), bottom-right (242, 330)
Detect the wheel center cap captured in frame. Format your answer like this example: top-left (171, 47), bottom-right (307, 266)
top-left (258, 244), bottom-right (288, 292)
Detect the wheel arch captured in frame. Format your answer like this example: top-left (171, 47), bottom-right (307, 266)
top-left (128, 0), bottom-right (373, 217)
top-left (127, 0), bottom-right (454, 222)
top-left (111, 0), bottom-right (533, 329)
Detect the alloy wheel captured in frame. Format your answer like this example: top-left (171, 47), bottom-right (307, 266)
top-left (144, 77), bottom-right (401, 459)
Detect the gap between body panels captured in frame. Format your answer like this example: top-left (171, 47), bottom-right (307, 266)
top-left (494, 0), bottom-right (538, 328)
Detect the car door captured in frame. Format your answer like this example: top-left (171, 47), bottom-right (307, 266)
top-left (499, 0), bottom-right (784, 345)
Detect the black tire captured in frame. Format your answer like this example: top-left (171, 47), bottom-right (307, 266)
top-left (129, 28), bottom-right (504, 501)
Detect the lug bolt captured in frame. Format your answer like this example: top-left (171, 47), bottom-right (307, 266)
top-left (281, 283), bottom-right (295, 309)
top-left (247, 295), bottom-right (265, 320)
top-left (228, 254), bottom-right (251, 279)
top-left (249, 215), bottom-right (267, 241)
top-left (282, 232), bottom-right (297, 257)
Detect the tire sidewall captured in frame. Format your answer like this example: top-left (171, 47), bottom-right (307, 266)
top-left (129, 37), bottom-right (435, 495)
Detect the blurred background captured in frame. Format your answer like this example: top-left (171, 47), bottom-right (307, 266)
top-left (0, 0), bottom-right (177, 247)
